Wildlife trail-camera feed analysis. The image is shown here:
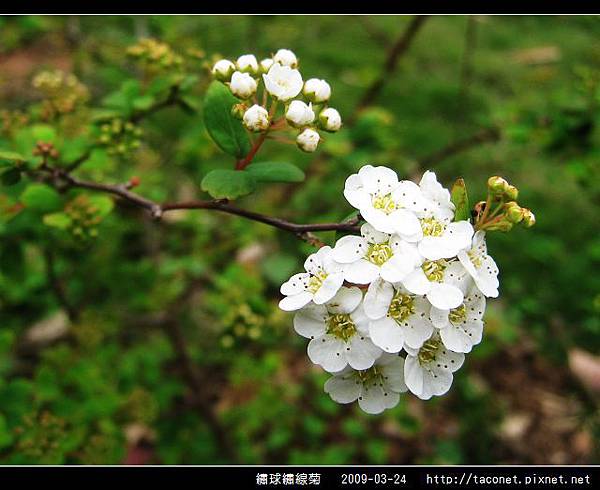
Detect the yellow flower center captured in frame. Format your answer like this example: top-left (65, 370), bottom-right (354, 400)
top-left (326, 313), bottom-right (357, 341)
top-left (418, 338), bottom-right (442, 364)
top-left (372, 193), bottom-right (397, 215)
top-left (421, 217), bottom-right (446, 237)
top-left (449, 304), bottom-right (467, 324)
top-left (388, 291), bottom-right (415, 323)
top-left (467, 250), bottom-right (482, 268)
top-left (366, 242), bottom-right (393, 266)
top-left (422, 259), bottom-right (447, 282)
top-left (307, 270), bottom-right (328, 293)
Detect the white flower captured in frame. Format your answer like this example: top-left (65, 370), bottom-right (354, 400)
top-left (273, 48), bottom-right (298, 68)
top-left (331, 223), bottom-right (421, 285)
top-left (260, 58), bottom-right (274, 73)
top-left (236, 54), bottom-right (259, 74)
top-left (343, 165), bottom-right (428, 240)
top-left (458, 231), bottom-right (499, 298)
top-left (364, 280), bottom-right (434, 353)
top-left (419, 170), bottom-right (455, 222)
top-left (243, 104), bottom-right (270, 132)
top-left (404, 331), bottom-right (464, 400)
top-left (401, 258), bottom-right (467, 310)
top-left (229, 71), bottom-right (257, 99)
top-left (430, 288), bottom-right (485, 353)
top-left (324, 353), bottom-right (407, 414)
top-left (319, 107), bottom-right (342, 132)
top-left (263, 63), bottom-right (303, 101)
top-left (279, 246), bottom-right (344, 311)
top-left (212, 59), bottom-right (235, 81)
top-left (418, 218), bottom-right (474, 260)
top-left (296, 128), bottom-right (320, 152)
top-left (303, 78), bottom-right (331, 103)
top-left (294, 287), bottom-right (382, 372)
top-left (286, 100), bottom-right (315, 127)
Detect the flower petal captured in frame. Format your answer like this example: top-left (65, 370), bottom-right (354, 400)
top-left (331, 235), bottom-right (367, 264)
top-left (327, 286), bottom-right (363, 314)
top-left (346, 335), bottom-right (382, 370)
top-left (308, 335), bottom-right (347, 372)
top-left (404, 355), bottom-right (425, 398)
top-left (343, 259), bottom-right (380, 284)
top-left (324, 374), bottom-right (361, 404)
top-left (293, 305), bottom-right (327, 339)
top-left (369, 317), bottom-right (405, 353)
top-left (313, 272), bottom-right (344, 304)
top-left (279, 291), bottom-right (313, 311)
top-left (389, 208), bottom-right (422, 239)
top-left (404, 315), bottom-right (434, 350)
top-left (364, 279), bottom-right (395, 320)
top-left (402, 268), bottom-right (431, 295)
top-left (427, 282), bottom-right (463, 309)
top-left (360, 207), bottom-right (395, 234)
top-left (280, 272), bottom-right (310, 295)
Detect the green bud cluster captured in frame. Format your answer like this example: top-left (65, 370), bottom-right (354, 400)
top-left (64, 195), bottom-right (104, 242)
top-left (476, 176), bottom-right (535, 232)
top-left (32, 70), bottom-right (89, 119)
top-left (220, 303), bottom-right (265, 348)
top-left (127, 38), bottom-right (184, 73)
top-left (98, 118), bottom-right (143, 156)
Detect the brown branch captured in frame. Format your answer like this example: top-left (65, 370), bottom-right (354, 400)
top-left (355, 16), bottom-right (391, 48)
top-left (354, 15), bottom-right (429, 113)
top-left (43, 247), bottom-right (79, 323)
top-left (418, 126), bottom-right (501, 168)
top-left (42, 166), bottom-right (361, 239)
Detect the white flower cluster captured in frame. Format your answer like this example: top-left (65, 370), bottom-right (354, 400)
top-left (212, 49), bottom-right (341, 152)
top-left (279, 165), bottom-right (501, 414)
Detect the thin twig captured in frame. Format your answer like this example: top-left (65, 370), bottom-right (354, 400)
top-left (42, 166), bottom-right (361, 238)
top-left (354, 15), bottom-right (429, 114)
top-left (355, 16), bottom-right (391, 47)
top-left (42, 247), bottom-right (79, 322)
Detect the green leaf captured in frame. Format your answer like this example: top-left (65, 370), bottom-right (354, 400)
top-left (1, 168), bottom-right (21, 186)
top-left (43, 212), bottom-right (72, 229)
top-left (87, 195), bottom-right (114, 217)
top-left (0, 150), bottom-right (27, 167)
top-left (132, 95), bottom-right (156, 111)
top-left (450, 178), bottom-right (470, 222)
top-left (203, 81), bottom-right (251, 158)
top-left (201, 169), bottom-right (256, 200)
top-left (20, 184), bottom-right (62, 212)
top-left (246, 161), bottom-right (305, 183)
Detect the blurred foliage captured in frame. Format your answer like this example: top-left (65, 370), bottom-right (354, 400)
top-left (0, 15), bottom-right (598, 464)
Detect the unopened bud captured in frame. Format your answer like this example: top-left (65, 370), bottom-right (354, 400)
top-left (504, 202), bottom-right (524, 223)
top-left (236, 54), bottom-right (259, 75)
top-left (285, 100), bottom-right (314, 128)
top-left (260, 58), bottom-right (274, 73)
top-left (487, 220), bottom-right (513, 232)
top-left (296, 128), bottom-right (320, 153)
top-left (303, 78), bottom-right (331, 103)
top-left (522, 209), bottom-right (536, 227)
top-left (505, 185), bottom-right (519, 201)
top-left (487, 176), bottom-right (509, 194)
top-left (319, 107), bottom-right (342, 132)
top-left (231, 103), bottom-right (248, 120)
top-left (229, 71), bottom-right (257, 99)
top-left (273, 49), bottom-right (298, 69)
top-left (212, 59), bottom-right (235, 82)
top-left (243, 104), bottom-right (270, 132)
top-left (129, 176), bottom-right (141, 187)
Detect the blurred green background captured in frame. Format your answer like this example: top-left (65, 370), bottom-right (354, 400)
top-left (0, 15), bottom-right (598, 464)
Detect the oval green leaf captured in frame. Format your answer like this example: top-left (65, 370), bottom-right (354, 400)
top-left (203, 81), bottom-right (251, 158)
top-left (201, 169), bottom-right (256, 200)
top-left (20, 184), bottom-right (62, 213)
top-left (0, 150), bottom-right (27, 167)
top-left (450, 178), bottom-right (470, 222)
top-left (245, 162), bottom-right (305, 183)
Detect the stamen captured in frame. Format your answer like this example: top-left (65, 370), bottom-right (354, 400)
top-left (421, 216), bottom-right (446, 237)
top-left (307, 270), bottom-right (328, 293)
top-left (449, 304), bottom-right (467, 324)
top-left (326, 313), bottom-right (357, 341)
top-left (422, 259), bottom-right (447, 282)
top-left (366, 242), bottom-right (393, 265)
top-left (372, 193), bottom-right (397, 215)
top-left (418, 338), bottom-right (441, 364)
top-left (388, 291), bottom-right (415, 323)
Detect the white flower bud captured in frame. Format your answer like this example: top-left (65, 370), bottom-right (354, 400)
top-left (273, 49), bottom-right (298, 68)
top-left (212, 59), bottom-right (236, 81)
top-left (260, 58), bottom-right (274, 73)
top-left (229, 71), bottom-right (257, 99)
top-left (303, 78), bottom-right (331, 103)
top-left (319, 107), bottom-right (342, 132)
top-left (296, 128), bottom-right (320, 152)
top-left (236, 54), bottom-right (259, 74)
top-left (243, 104), bottom-right (270, 132)
top-left (262, 63), bottom-right (303, 101)
top-left (285, 100), bottom-right (315, 128)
